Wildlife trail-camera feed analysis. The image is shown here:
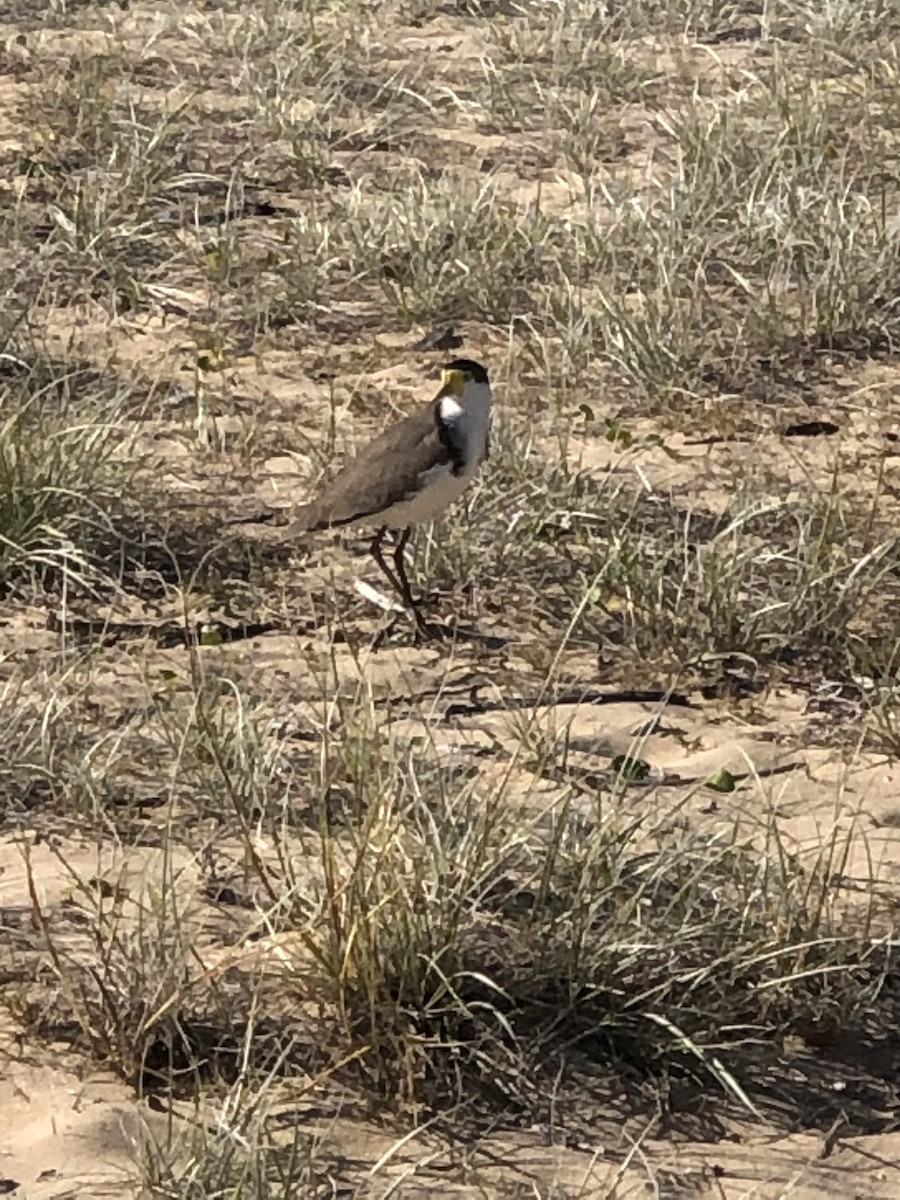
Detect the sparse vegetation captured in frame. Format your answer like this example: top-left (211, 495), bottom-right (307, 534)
top-left (1, 1), bottom-right (899, 1197)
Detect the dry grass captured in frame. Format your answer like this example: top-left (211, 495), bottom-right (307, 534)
top-left (1, 1), bottom-right (900, 1197)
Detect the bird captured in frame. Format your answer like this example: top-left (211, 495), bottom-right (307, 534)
top-left (235, 359), bottom-right (493, 636)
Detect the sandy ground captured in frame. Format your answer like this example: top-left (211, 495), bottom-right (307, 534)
top-left (1, 2), bottom-right (899, 1196)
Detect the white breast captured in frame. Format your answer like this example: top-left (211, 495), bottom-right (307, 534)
top-left (439, 381), bottom-right (492, 471)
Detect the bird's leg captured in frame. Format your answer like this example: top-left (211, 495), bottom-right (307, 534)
top-left (369, 527), bottom-right (431, 638)
top-left (391, 528), bottom-right (417, 607)
top-left (393, 527), bottom-right (432, 636)
top-left (370, 526), bottom-right (404, 598)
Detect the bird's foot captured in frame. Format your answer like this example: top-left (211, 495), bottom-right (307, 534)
top-left (412, 615), bottom-right (452, 642)
top-left (368, 606), bottom-right (450, 650)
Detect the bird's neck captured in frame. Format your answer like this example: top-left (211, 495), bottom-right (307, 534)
top-left (462, 382), bottom-right (492, 422)
top-left (460, 382), bottom-right (492, 468)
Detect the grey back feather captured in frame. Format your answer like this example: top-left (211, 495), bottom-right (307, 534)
top-left (285, 400), bottom-right (452, 533)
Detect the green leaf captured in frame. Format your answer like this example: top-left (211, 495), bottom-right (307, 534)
top-left (604, 418), bottom-right (634, 448)
top-left (705, 768), bottom-right (737, 793)
top-left (611, 754), bottom-right (651, 782)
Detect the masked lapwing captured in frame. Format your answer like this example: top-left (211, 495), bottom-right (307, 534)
top-left (234, 359), bottom-right (493, 636)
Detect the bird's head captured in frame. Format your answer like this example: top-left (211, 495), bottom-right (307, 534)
top-left (439, 358), bottom-right (490, 397)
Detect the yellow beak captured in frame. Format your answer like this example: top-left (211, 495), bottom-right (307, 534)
top-left (440, 368), bottom-right (466, 397)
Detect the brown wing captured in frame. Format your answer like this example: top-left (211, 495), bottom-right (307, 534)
top-left (284, 400), bottom-right (457, 533)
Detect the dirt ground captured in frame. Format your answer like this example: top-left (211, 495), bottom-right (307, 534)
top-left (1, 1), bottom-right (899, 1197)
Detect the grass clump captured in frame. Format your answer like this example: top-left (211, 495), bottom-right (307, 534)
top-left (0, 352), bottom-right (140, 587)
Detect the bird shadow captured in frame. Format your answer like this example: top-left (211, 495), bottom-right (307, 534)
top-left (369, 609), bottom-right (508, 653)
